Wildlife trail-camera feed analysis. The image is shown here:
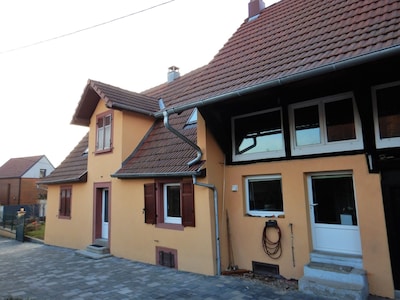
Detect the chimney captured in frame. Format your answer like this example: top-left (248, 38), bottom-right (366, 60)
top-left (167, 66), bottom-right (180, 82)
top-left (248, 0), bottom-right (265, 20)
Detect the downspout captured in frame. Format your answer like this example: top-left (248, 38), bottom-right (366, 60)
top-left (161, 105), bottom-right (221, 275)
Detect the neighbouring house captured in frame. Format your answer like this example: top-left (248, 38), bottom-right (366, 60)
top-left (0, 155), bottom-right (54, 219)
top-left (38, 0), bottom-right (400, 298)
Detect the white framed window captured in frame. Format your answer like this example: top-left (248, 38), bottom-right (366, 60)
top-left (96, 112), bottom-right (112, 152)
top-left (289, 92), bottom-right (363, 156)
top-left (245, 175), bottom-right (284, 217)
top-left (163, 183), bottom-right (181, 224)
top-left (232, 108), bottom-right (285, 162)
top-left (372, 81), bottom-right (400, 149)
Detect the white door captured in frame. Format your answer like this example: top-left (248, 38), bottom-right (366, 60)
top-left (101, 189), bottom-right (109, 239)
top-left (308, 173), bottom-right (361, 255)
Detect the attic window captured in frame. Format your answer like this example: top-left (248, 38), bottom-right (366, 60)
top-left (185, 108), bottom-right (197, 128)
top-left (82, 148), bottom-right (89, 156)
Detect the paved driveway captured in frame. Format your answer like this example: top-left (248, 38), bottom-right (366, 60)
top-left (0, 237), bottom-right (338, 299)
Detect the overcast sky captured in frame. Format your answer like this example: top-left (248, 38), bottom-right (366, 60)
top-left (0, 0), bottom-right (277, 167)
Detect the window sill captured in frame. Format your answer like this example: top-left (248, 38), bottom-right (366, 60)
top-left (95, 148), bottom-right (113, 155)
top-left (58, 215), bottom-right (71, 220)
top-left (156, 223), bottom-right (184, 231)
top-left (246, 212), bottom-right (285, 218)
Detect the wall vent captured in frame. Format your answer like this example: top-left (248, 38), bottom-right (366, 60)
top-left (156, 246), bottom-right (177, 269)
top-left (252, 261), bottom-right (280, 276)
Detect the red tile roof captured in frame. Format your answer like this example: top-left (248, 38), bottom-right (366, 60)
top-left (72, 80), bottom-right (158, 126)
top-left (114, 112), bottom-right (204, 178)
top-left (0, 155), bottom-right (45, 178)
top-left (147, 0), bottom-right (400, 112)
top-left (37, 134), bottom-right (88, 184)
top-left (55, 0), bottom-right (400, 178)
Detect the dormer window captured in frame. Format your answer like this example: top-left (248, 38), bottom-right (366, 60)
top-left (96, 111), bottom-right (113, 153)
top-left (185, 108), bottom-right (197, 128)
top-left (289, 93), bottom-right (363, 156)
top-left (372, 81), bottom-right (400, 149)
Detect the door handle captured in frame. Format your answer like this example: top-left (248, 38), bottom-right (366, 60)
top-left (310, 203), bottom-right (319, 207)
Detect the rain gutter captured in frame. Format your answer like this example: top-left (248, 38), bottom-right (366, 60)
top-left (153, 45), bottom-right (400, 118)
top-left (106, 102), bottom-right (155, 117)
top-left (111, 171), bottom-right (202, 179)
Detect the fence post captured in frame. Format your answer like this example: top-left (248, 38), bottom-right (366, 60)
top-left (16, 208), bottom-right (26, 242)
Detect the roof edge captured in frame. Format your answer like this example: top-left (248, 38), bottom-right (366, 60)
top-left (106, 101), bottom-right (155, 117)
top-left (111, 170), bottom-right (204, 179)
top-left (154, 45), bottom-right (400, 117)
top-left (37, 171), bottom-right (88, 185)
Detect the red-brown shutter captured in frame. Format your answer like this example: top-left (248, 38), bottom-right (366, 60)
top-left (181, 181), bottom-right (195, 227)
top-left (144, 183), bottom-right (156, 224)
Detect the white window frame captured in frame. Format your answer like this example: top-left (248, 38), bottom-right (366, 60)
top-left (232, 108), bottom-right (285, 162)
top-left (163, 183), bottom-right (181, 224)
top-left (245, 175), bottom-right (284, 217)
top-left (372, 81), bottom-right (400, 149)
top-left (289, 92), bottom-right (363, 156)
top-left (96, 113), bottom-right (112, 151)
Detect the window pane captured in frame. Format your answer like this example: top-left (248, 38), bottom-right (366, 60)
top-left (325, 99), bottom-right (356, 142)
top-left (312, 176), bottom-right (357, 225)
top-left (167, 185), bottom-right (181, 217)
top-left (235, 110), bottom-right (283, 155)
top-left (294, 105), bottom-right (320, 146)
top-left (248, 178), bottom-right (283, 212)
top-left (97, 127), bottom-right (104, 149)
top-left (376, 85), bottom-right (400, 139)
top-left (104, 124), bottom-right (111, 149)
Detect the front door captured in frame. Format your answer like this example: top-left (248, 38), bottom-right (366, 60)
top-left (102, 189), bottom-right (109, 239)
top-left (308, 173), bottom-right (362, 255)
top-left (381, 170), bottom-right (400, 290)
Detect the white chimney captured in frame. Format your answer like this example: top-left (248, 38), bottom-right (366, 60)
top-left (167, 66), bottom-right (180, 82)
top-left (248, 0), bottom-right (265, 20)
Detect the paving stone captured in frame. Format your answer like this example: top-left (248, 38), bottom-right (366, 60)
top-left (0, 236), bottom-right (385, 300)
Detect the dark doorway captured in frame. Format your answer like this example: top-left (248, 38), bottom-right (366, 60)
top-left (381, 170), bottom-right (400, 290)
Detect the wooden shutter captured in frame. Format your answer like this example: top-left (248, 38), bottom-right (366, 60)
top-left (181, 181), bottom-right (195, 227)
top-left (144, 183), bottom-right (156, 224)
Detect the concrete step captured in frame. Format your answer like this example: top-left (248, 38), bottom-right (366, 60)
top-left (76, 249), bottom-right (112, 260)
top-left (311, 250), bottom-right (363, 269)
top-left (299, 276), bottom-right (368, 300)
top-left (75, 240), bottom-right (111, 260)
top-left (299, 262), bottom-right (368, 300)
top-left (304, 262), bottom-right (367, 286)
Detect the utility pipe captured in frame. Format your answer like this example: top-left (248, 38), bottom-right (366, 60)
top-left (162, 110), bottom-right (202, 167)
top-left (161, 106), bottom-right (221, 275)
top-left (154, 45), bottom-right (400, 118)
top-left (192, 175), bottom-right (221, 276)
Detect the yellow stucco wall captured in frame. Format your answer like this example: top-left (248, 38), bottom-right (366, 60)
top-left (222, 154), bottom-right (393, 298)
top-left (45, 99), bottom-right (155, 249)
top-left (110, 178), bottom-right (216, 275)
top-left (45, 183), bottom-right (92, 249)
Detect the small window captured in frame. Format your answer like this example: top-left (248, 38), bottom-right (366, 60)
top-left (39, 169), bottom-right (46, 178)
top-left (289, 93), bottom-right (363, 155)
top-left (232, 108), bottom-right (285, 161)
top-left (245, 175), bottom-right (284, 217)
top-left (372, 81), bottom-right (400, 148)
top-left (144, 180), bottom-right (195, 228)
top-left (185, 108), bottom-right (197, 128)
top-left (96, 112), bottom-right (113, 152)
top-left (59, 186), bottom-right (72, 218)
top-left (164, 183), bottom-right (181, 224)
